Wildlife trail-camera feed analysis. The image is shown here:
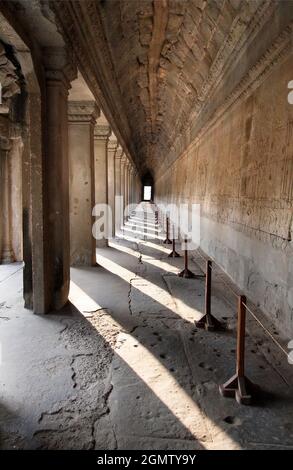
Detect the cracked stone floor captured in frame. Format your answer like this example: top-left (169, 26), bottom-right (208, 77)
top-left (1, 202), bottom-right (293, 450)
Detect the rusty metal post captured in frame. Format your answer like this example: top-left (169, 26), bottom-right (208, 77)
top-left (178, 238), bottom-right (196, 278)
top-left (237, 295), bottom-right (246, 377)
top-left (196, 260), bottom-right (224, 331)
top-left (163, 216), bottom-right (172, 244)
top-left (168, 225), bottom-right (181, 258)
top-left (219, 295), bottom-right (257, 405)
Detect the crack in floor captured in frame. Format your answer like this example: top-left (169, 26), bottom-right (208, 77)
top-left (3, 206), bottom-right (293, 450)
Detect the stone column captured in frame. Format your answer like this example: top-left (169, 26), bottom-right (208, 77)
top-left (129, 167), bottom-right (132, 207)
top-left (127, 161), bottom-right (132, 217)
top-left (130, 167), bottom-right (134, 207)
top-left (135, 172), bottom-right (141, 204)
top-left (68, 101), bottom-right (99, 266)
top-left (107, 137), bottom-right (117, 239)
top-left (130, 168), bottom-right (134, 207)
top-left (115, 146), bottom-right (123, 234)
top-left (10, 133), bottom-right (23, 262)
top-left (126, 162), bottom-right (130, 212)
top-left (43, 48), bottom-right (77, 312)
top-left (94, 123), bottom-right (111, 247)
top-left (120, 155), bottom-right (127, 223)
top-left (125, 160), bottom-right (129, 218)
top-left (0, 136), bottom-right (15, 264)
top-left (133, 172), bottom-right (136, 205)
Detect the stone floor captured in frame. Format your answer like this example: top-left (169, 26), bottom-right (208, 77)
top-left (1, 203), bottom-right (293, 450)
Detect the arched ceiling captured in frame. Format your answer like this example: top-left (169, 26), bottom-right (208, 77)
top-left (97, 0), bottom-right (245, 173)
top-left (2, 0), bottom-right (292, 178)
top-left (49, 0), bottom-right (284, 178)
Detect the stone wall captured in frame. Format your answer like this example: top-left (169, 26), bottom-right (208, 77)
top-left (155, 54), bottom-right (293, 338)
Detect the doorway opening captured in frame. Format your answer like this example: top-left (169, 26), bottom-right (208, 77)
top-left (143, 185), bottom-right (152, 201)
top-left (141, 171), bottom-right (154, 202)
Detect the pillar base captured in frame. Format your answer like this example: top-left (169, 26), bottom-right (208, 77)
top-left (0, 248), bottom-right (15, 264)
top-left (163, 238), bottom-right (172, 244)
top-left (96, 239), bottom-right (108, 248)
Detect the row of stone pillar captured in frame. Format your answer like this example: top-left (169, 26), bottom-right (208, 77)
top-left (0, 128), bottom-right (23, 266)
top-left (0, 48), bottom-right (141, 315)
top-left (68, 100), bottom-right (140, 267)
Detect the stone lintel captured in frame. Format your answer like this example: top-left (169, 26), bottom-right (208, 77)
top-left (43, 47), bottom-right (77, 89)
top-left (94, 124), bottom-right (111, 141)
top-left (107, 139), bottom-right (118, 152)
top-left (115, 145), bottom-right (124, 159)
top-left (68, 101), bottom-right (100, 124)
top-left (121, 154), bottom-right (128, 165)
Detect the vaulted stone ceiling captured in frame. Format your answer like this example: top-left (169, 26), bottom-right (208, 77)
top-left (97, 0), bottom-right (249, 173)
top-left (3, 0), bottom-right (292, 177)
top-left (49, 0), bottom-right (289, 177)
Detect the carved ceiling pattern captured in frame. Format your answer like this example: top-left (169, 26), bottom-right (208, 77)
top-left (46, 1), bottom-right (292, 176)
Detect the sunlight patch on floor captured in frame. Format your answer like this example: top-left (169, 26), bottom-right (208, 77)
top-left (115, 331), bottom-right (239, 449)
top-left (69, 281), bottom-right (102, 313)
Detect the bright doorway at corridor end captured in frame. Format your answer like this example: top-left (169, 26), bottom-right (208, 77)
top-left (143, 185), bottom-right (152, 201)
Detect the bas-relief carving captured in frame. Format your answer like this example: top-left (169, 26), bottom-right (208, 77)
top-left (155, 42), bottom-right (293, 331)
top-left (0, 43), bottom-right (21, 114)
top-left (156, 54), bottom-right (293, 248)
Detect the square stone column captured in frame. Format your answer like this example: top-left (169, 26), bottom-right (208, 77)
top-left (135, 171), bottom-right (141, 204)
top-left (128, 167), bottom-right (132, 207)
top-left (129, 166), bottom-right (132, 206)
top-left (130, 166), bottom-right (135, 207)
top-left (126, 161), bottom-right (132, 217)
top-left (0, 137), bottom-right (15, 264)
top-left (43, 48), bottom-right (77, 312)
top-left (125, 160), bottom-right (130, 218)
top-left (107, 137), bottom-right (117, 239)
top-left (68, 101), bottom-right (99, 266)
top-left (120, 154), bottom-right (127, 222)
top-left (133, 172), bottom-right (136, 205)
top-left (126, 161), bottom-right (130, 212)
top-left (115, 146), bottom-right (123, 234)
top-left (94, 123), bottom-right (111, 247)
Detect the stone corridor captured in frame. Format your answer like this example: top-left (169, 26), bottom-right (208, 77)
top-left (1, 203), bottom-right (293, 450)
top-left (0, 1), bottom-right (293, 453)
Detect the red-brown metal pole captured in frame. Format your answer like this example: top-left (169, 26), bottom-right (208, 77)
top-left (219, 294), bottom-right (256, 405)
top-left (178, 238), bottom-right (196, 278)
top-left (163, 215), bottom-right (172, 244)
top-left (237, 295), bottom-right (246, 377)
top-left (184, 242), bottom-right (188, 268)
top-left (205, 260), bottom-right (212, 317)
top-left (195, 260), bottom-right (222, 330)
top-left (168, 225), bottom-right (180, 258)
